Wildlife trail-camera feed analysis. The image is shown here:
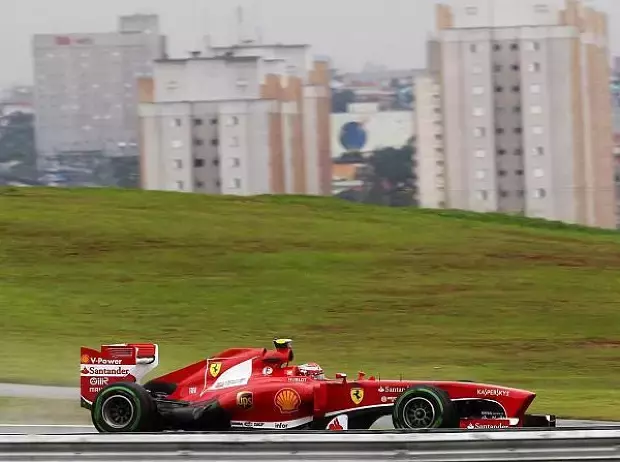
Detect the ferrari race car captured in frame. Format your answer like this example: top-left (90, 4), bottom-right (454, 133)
top-left (80, 339), bottom-right (556, 433)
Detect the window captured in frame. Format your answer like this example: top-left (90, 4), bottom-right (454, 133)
top-left (176, 181), bottom-right (184, 190)
top-left (495, 85), bottom-right (504, 92)
top-left (494, 44), bottom-right (501, 51)
top-left (194, 138), bottom-right (204, 146)
top-left (532, 126), bottom-right (543, 135)
top-left (514, 148), bottom-right (523, 156)
top-left (210, 118), bottom-right (218, 125)
top-left (533, 146), bottom-right (544, 156)
top-left (527, 41), bottom-right (541, 51)
top-left (230, 157), bottom-right (241, 168)
top-left (496, 127), bottom-right (504, 134)
top-left (193, 118), bottom-right (203, 126)
top-left (528, 62), bottom-right (541, 72)
top-left (231, 178), bottom-right (242, 189)
top-left (211, 139), bottom-right (219, 147)
top-left (534, 188), bottom-right (546, 198)
top-left (475, 169), bottom-right (486, 179)
top-left (512, 85), bottom-right (521, 93)
top-left (470, 44), bottom-right (478, 53)
top-left (534, 168), bottom-right (544, 178)
top-left (194, 158), bottom-right (205, 167)
top-left (472, 86), bottom-right (484, 95)
top-left (511, 64), bottom-right (520, 71)
top-left (472, 64), bottom-right (482, 74)
top-left (172, 118), bottom-right (182, 127)
top-left (530, 84), bottom-right (541, 93)
top-left (230, 136), bottom-right (240, 147)
top-left (195, 180), bottom-right (204, 188)
top-left (514, 106), bottom-right (522, 113)
top-left (173, 159), bottom-right (183, 169)
top-left (474, 127), bottom-right (486, 137)
top-left (510, 43), bottom-right (519, 51)
top-left (494, 64), bottom-right (502, 72)
top-left (171, 140), bottom-right (183, 148)
top-left (500, 191), bottom-right (509, 198)
top-left (530, 105), bottom-right (542, 114)
top-left (473, 107), bottom-right (484, 116)
top-left (476, 190), bottom-right (488, 200)
top-left (514, 127), bottom-right (522, 134)
top-left (498, 149), bottom-right (506, 156)
top-left (516, 169), bottom-right (524, 176)
top-left (465, 6), bottom-right (478, 15)
top-left (498, 170), bottom-right (507, 177)
top-left (227, 116), bottom-right (239, 126)
top-left (475, 149), bottom-right (486, 158)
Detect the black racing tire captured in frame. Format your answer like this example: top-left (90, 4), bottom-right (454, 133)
top-left (392, 385), bottom-right (459, 429)
top-left (91, 382), bottom-right (157, 433)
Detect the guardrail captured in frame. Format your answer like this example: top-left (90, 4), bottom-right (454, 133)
top-left (2, 427), bottom-right (620, 461)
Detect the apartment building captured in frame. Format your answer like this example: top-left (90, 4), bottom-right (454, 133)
top-left (415, 73), bottom-right (446, 208)
top-left (138, 43), bottom-right (331, 196)
top-left (421, 0), bottom-right (615, 228)
top-left (32, 14), bottom-right (166, 185)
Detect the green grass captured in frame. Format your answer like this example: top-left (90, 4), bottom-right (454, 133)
top-left (2, 187), bottom-right (620, 420)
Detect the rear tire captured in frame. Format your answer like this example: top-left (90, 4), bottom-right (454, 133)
top-left (91, 382), bottom-right (157, 433)
top-left (392, 385), bottom-right (458, 429)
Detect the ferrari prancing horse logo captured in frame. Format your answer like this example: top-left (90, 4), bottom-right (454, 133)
top-left (350, 387), bottom-right (364, 405)
top-left (209, 362), bottom-right (222, 377)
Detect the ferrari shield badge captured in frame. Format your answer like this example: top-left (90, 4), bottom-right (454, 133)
top-left (350, 387), bottom-right (364, 405)
top-left (209, 362), bottom-right (222, 377)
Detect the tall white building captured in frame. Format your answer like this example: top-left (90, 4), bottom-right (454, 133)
top-left (418, 0), bottom-right (615, 228)
top-left (138, 43), bottom-right (332, 196)
top-left (32, 15), bottom-right (166, 184)
top-left (415, 74), bottom-right (446, 209)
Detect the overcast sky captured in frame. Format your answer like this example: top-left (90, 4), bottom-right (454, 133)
top-left (0, 0), bottom-right (618, 88)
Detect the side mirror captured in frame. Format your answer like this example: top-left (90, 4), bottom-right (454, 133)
top-left (335, 372), bottom-right (347, 382)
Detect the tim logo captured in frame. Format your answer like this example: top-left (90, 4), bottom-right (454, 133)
top-left (236, 391), bottom-right (253, 409)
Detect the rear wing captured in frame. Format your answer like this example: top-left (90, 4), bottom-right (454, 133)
top-left (80, 343), bottom-right (159, 409)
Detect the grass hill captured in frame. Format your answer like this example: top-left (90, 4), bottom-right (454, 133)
top-left (1, 187), bottom-right (620, 419)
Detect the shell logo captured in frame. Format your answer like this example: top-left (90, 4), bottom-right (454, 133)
top-left (274, 388), bottom-right (301, 414)
top-left (81, 354), bottom-right (90, 363)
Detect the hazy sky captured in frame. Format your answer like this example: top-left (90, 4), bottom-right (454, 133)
top-left (1, 0), bottom-right (618, 88)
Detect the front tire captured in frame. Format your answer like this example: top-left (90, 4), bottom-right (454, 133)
top-left (91, 382), bottom-right (157, 433)
top-left (392, 385), bottom-right (458, 429)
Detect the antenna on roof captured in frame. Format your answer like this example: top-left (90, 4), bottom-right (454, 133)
top-left (236, 5), bottom-right (244, 45)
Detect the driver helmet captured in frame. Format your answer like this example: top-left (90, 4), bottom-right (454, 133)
top-left (298, 362), bottom-right (325, 380)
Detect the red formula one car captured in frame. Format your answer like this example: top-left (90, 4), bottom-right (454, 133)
top-left (79, 339), bottom-right (556, 433)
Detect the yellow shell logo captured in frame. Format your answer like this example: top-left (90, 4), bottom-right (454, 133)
top-left (274, 388), bottom-right (301, 413)
top-left (81, 354), bottom-right (89, 363)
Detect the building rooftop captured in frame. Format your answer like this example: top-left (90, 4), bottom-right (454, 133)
top-left (154, 55), bottom-right (262, 64)
top-left (210, 43), bottom-right (310, 49)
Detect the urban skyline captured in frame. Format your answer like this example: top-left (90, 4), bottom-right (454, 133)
top-left (1, 0), bottom-right (620, 229)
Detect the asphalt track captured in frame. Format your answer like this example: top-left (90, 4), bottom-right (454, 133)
top-left (0, 383), bottom-right (618, 434)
